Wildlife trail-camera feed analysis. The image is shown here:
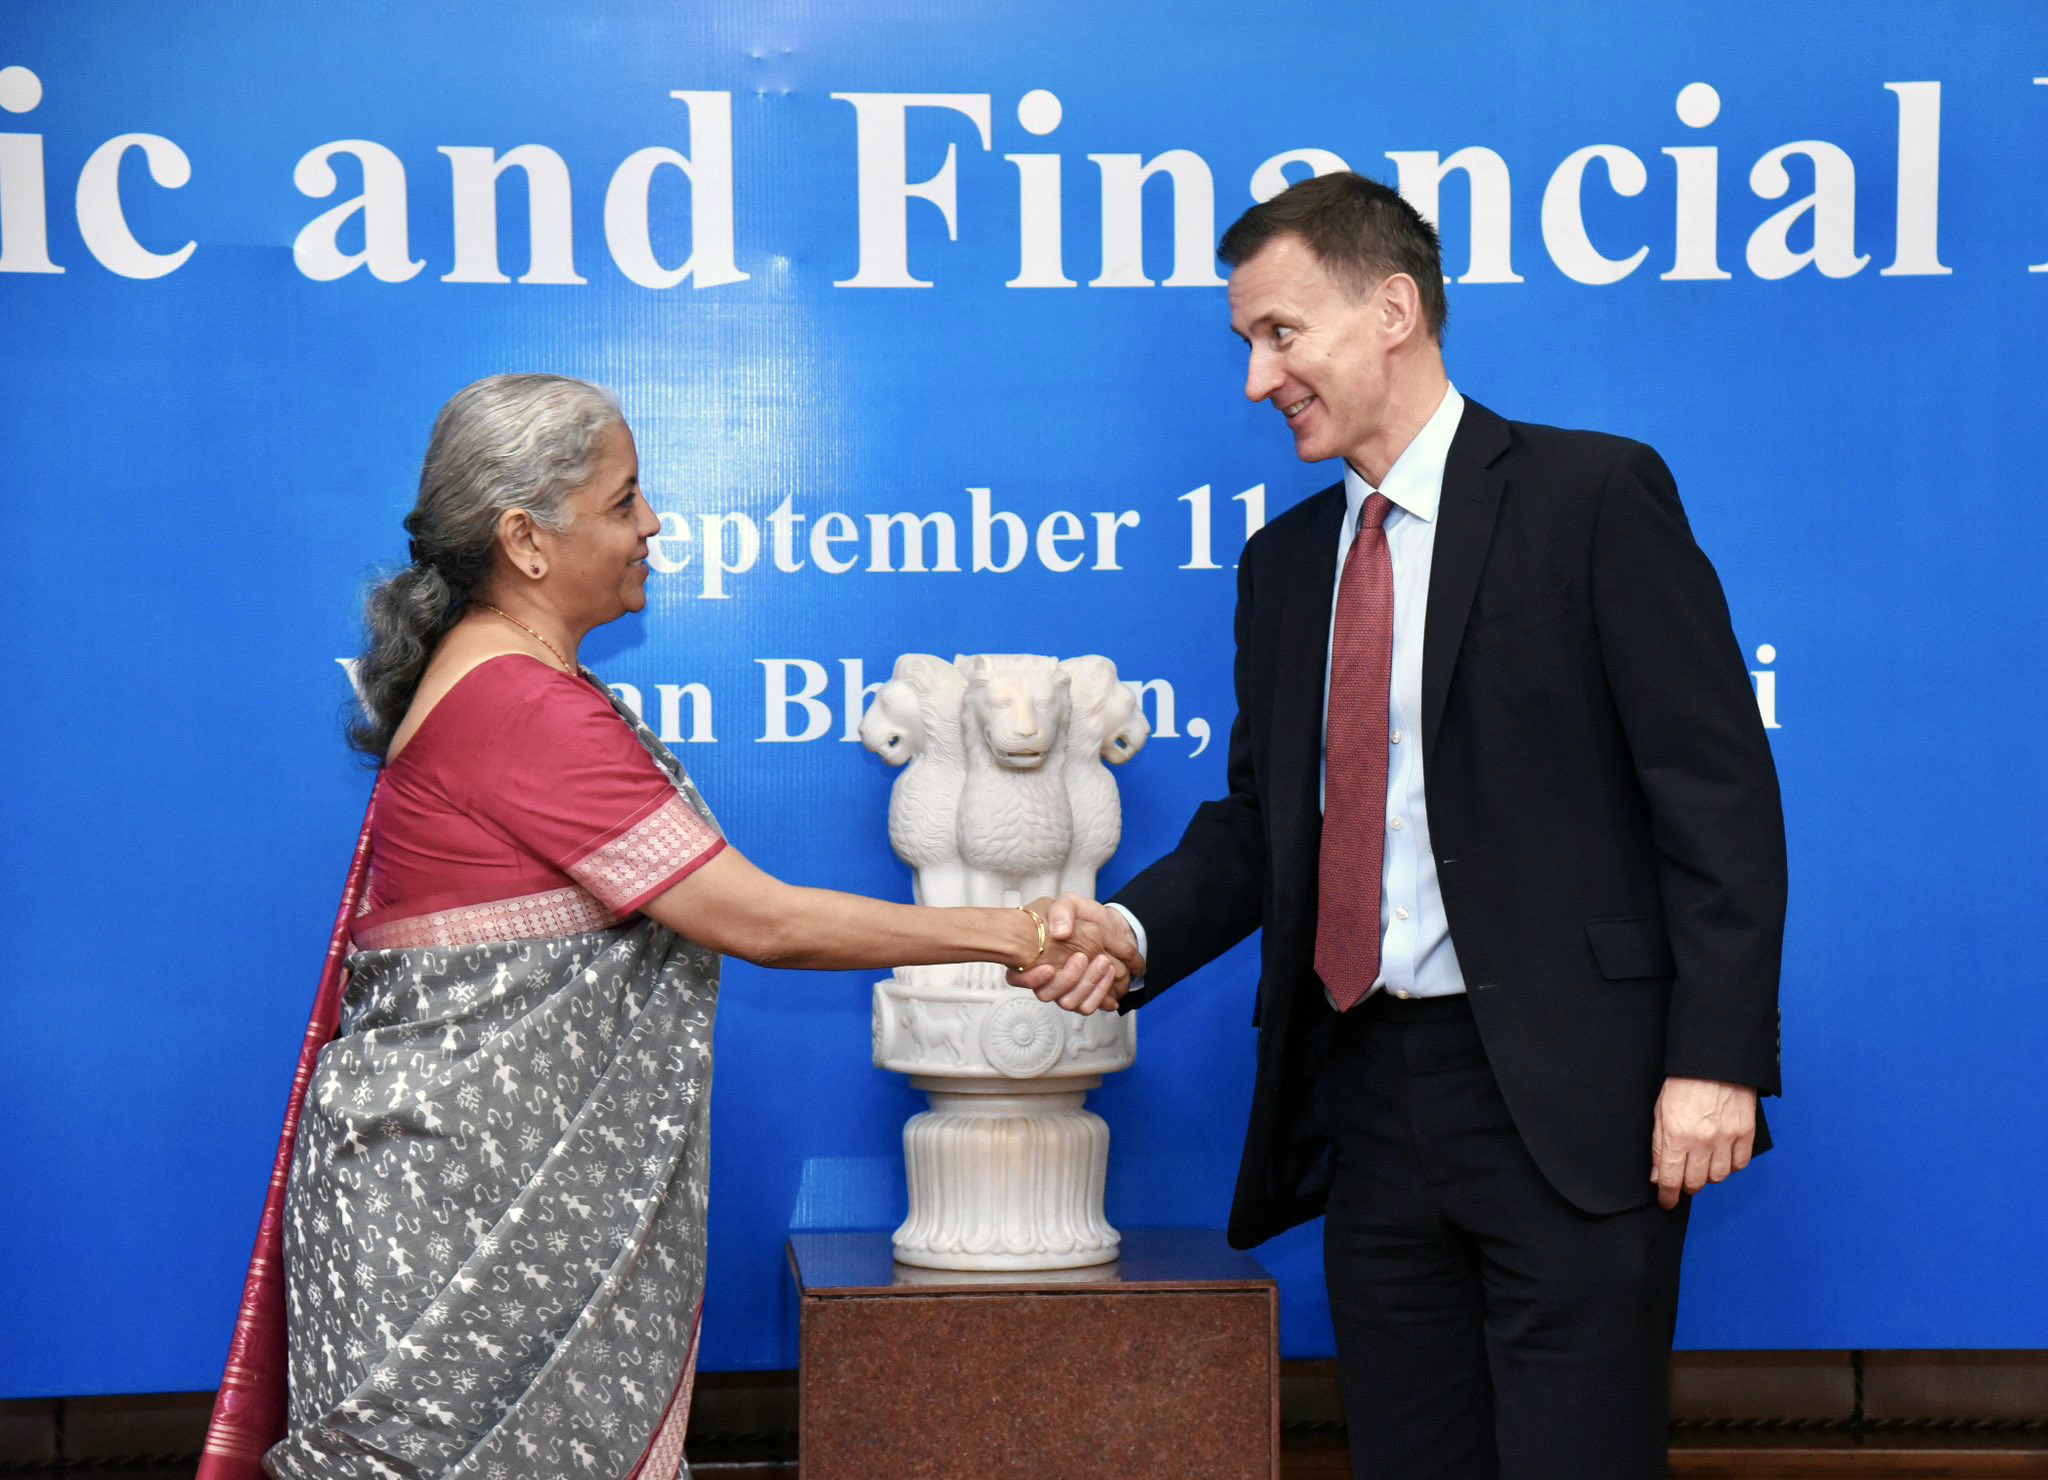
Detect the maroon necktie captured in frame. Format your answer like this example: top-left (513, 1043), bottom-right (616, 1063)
top-left (1316, 492), bottom-right (1395, 1011)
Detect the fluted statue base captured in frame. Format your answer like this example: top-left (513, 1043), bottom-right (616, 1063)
top-left (893, 1076), bottom-right (1118, 1271)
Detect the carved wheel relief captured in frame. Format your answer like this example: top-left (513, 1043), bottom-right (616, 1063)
top-left (981, 996), bottom-right (1067, 1078)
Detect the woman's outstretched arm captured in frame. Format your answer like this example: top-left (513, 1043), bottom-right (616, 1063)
top-left (639, 846), bottom-right (1139, 1002)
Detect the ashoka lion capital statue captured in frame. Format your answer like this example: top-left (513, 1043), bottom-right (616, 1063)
top-left (860, 652), bottom-right (1150, 1269)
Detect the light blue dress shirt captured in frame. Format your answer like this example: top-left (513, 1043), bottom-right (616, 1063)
top-left (1327, 384), bottom-right (1469, 998)
top-left (1116, 384), bottom-right (1470, 1001)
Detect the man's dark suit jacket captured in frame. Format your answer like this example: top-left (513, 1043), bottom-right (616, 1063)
top-left (1113, 398), bottom-right (1787, 1250)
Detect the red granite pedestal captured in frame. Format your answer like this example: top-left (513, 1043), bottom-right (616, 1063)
top-left (788, 1229), bottom-right (1279, 1480)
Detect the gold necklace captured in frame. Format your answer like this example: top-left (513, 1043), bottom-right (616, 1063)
top-left (473, 601), bottom-right (575, 674)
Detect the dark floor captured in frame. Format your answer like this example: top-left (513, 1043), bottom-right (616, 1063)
top-left (1, 1442), bottom-right (2044, 1479)
top-left (2, 1353), bottom-right (2042, 1477)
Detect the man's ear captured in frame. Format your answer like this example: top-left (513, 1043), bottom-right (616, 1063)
top-left (1378, 272), bottom-right (1425, 347)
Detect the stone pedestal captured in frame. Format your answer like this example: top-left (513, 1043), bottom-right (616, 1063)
top-left (789, 1229), bottom-right (1280, 1480)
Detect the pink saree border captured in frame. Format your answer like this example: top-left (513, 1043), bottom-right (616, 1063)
top-left (569, 792), bottom-right (726, 917)
top-left (625, 1298), bottom-right (704, 1480)
top-left (197, 788), bottom-right (378, 1480)
top-left (352, 882), bottom-right (615, 950)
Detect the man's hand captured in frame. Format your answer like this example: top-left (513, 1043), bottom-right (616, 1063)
top-left (1650, 1076), bottom-right (1758, 1210)
top-left (1007, 893), bottom-right (1145, 1015)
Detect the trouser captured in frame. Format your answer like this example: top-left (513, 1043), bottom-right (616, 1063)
top-left (1324, 992), bottom-right (1690, 1480)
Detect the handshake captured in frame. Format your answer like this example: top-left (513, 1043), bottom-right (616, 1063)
top-left (1009, 894), bottom-right (1145, 1016)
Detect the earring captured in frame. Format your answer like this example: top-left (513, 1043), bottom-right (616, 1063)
top-left (531, 565), bottom-right (541, 576)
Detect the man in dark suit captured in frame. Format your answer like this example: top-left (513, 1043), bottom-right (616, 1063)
top-left (1014, 173), bottom-right (1786, 1478)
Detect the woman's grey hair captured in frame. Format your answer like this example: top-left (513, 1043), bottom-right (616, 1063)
top-left (348, 373), bottom-right (624, 759)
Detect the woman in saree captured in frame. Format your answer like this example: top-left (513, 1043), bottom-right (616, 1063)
top-left (199, 373), bottom-right (1132, 1480)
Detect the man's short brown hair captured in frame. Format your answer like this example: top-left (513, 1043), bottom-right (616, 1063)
top-left (1218, 171), bottom-right (1449, 341)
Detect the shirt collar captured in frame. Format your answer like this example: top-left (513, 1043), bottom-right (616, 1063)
top-left (1343, 382), bottom-right (1465, 528)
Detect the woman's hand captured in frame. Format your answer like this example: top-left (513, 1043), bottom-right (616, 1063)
top-left (643, 850), bottom-right (1130, 987)
top-left (1017, 895), bottom-right (1143, 1015)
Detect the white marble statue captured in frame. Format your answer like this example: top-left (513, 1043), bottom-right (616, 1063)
top-left (861, 650), bottom-right (1148, 1270)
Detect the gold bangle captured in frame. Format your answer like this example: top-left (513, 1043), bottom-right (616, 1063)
top-left (1017, 906), bottom-right (1048, 968)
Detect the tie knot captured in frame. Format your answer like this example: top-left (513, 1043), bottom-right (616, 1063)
top-left (1361, 492), bottom-right (1394, 532)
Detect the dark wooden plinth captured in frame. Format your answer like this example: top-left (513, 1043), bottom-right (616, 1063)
top-left (789, 1229), bottom-right (1280, 1480)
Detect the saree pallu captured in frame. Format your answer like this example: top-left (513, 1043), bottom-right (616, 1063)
top-left (204, 688), bottom-right (722, 1480)
top-left (199, 803), bottom-right (377, 1480)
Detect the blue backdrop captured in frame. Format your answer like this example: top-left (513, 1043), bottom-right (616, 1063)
top-left (3, 1), bottom-right (2045, 1397)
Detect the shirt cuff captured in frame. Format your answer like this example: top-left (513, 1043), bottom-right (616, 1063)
top-left (1105, 902), bottom-right (1148, 991)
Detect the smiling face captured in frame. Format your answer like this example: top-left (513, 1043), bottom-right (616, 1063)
top-left (1228, 231), bottom-right (1400, 471)
top-left (541, 421), bottom-right (659, 628)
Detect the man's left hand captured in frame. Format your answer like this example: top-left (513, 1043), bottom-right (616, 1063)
top-left (1650, 1076), bottom-right (1758, 1211)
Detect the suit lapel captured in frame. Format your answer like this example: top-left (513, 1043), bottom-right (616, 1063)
top-left (1270, 482), bottom-right (1347, 874)
top-left (1421, 400), bottom-right (1510, 764)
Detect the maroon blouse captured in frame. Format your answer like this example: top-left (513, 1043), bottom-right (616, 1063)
top-left (352, 654), bottom-right (724, 948)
